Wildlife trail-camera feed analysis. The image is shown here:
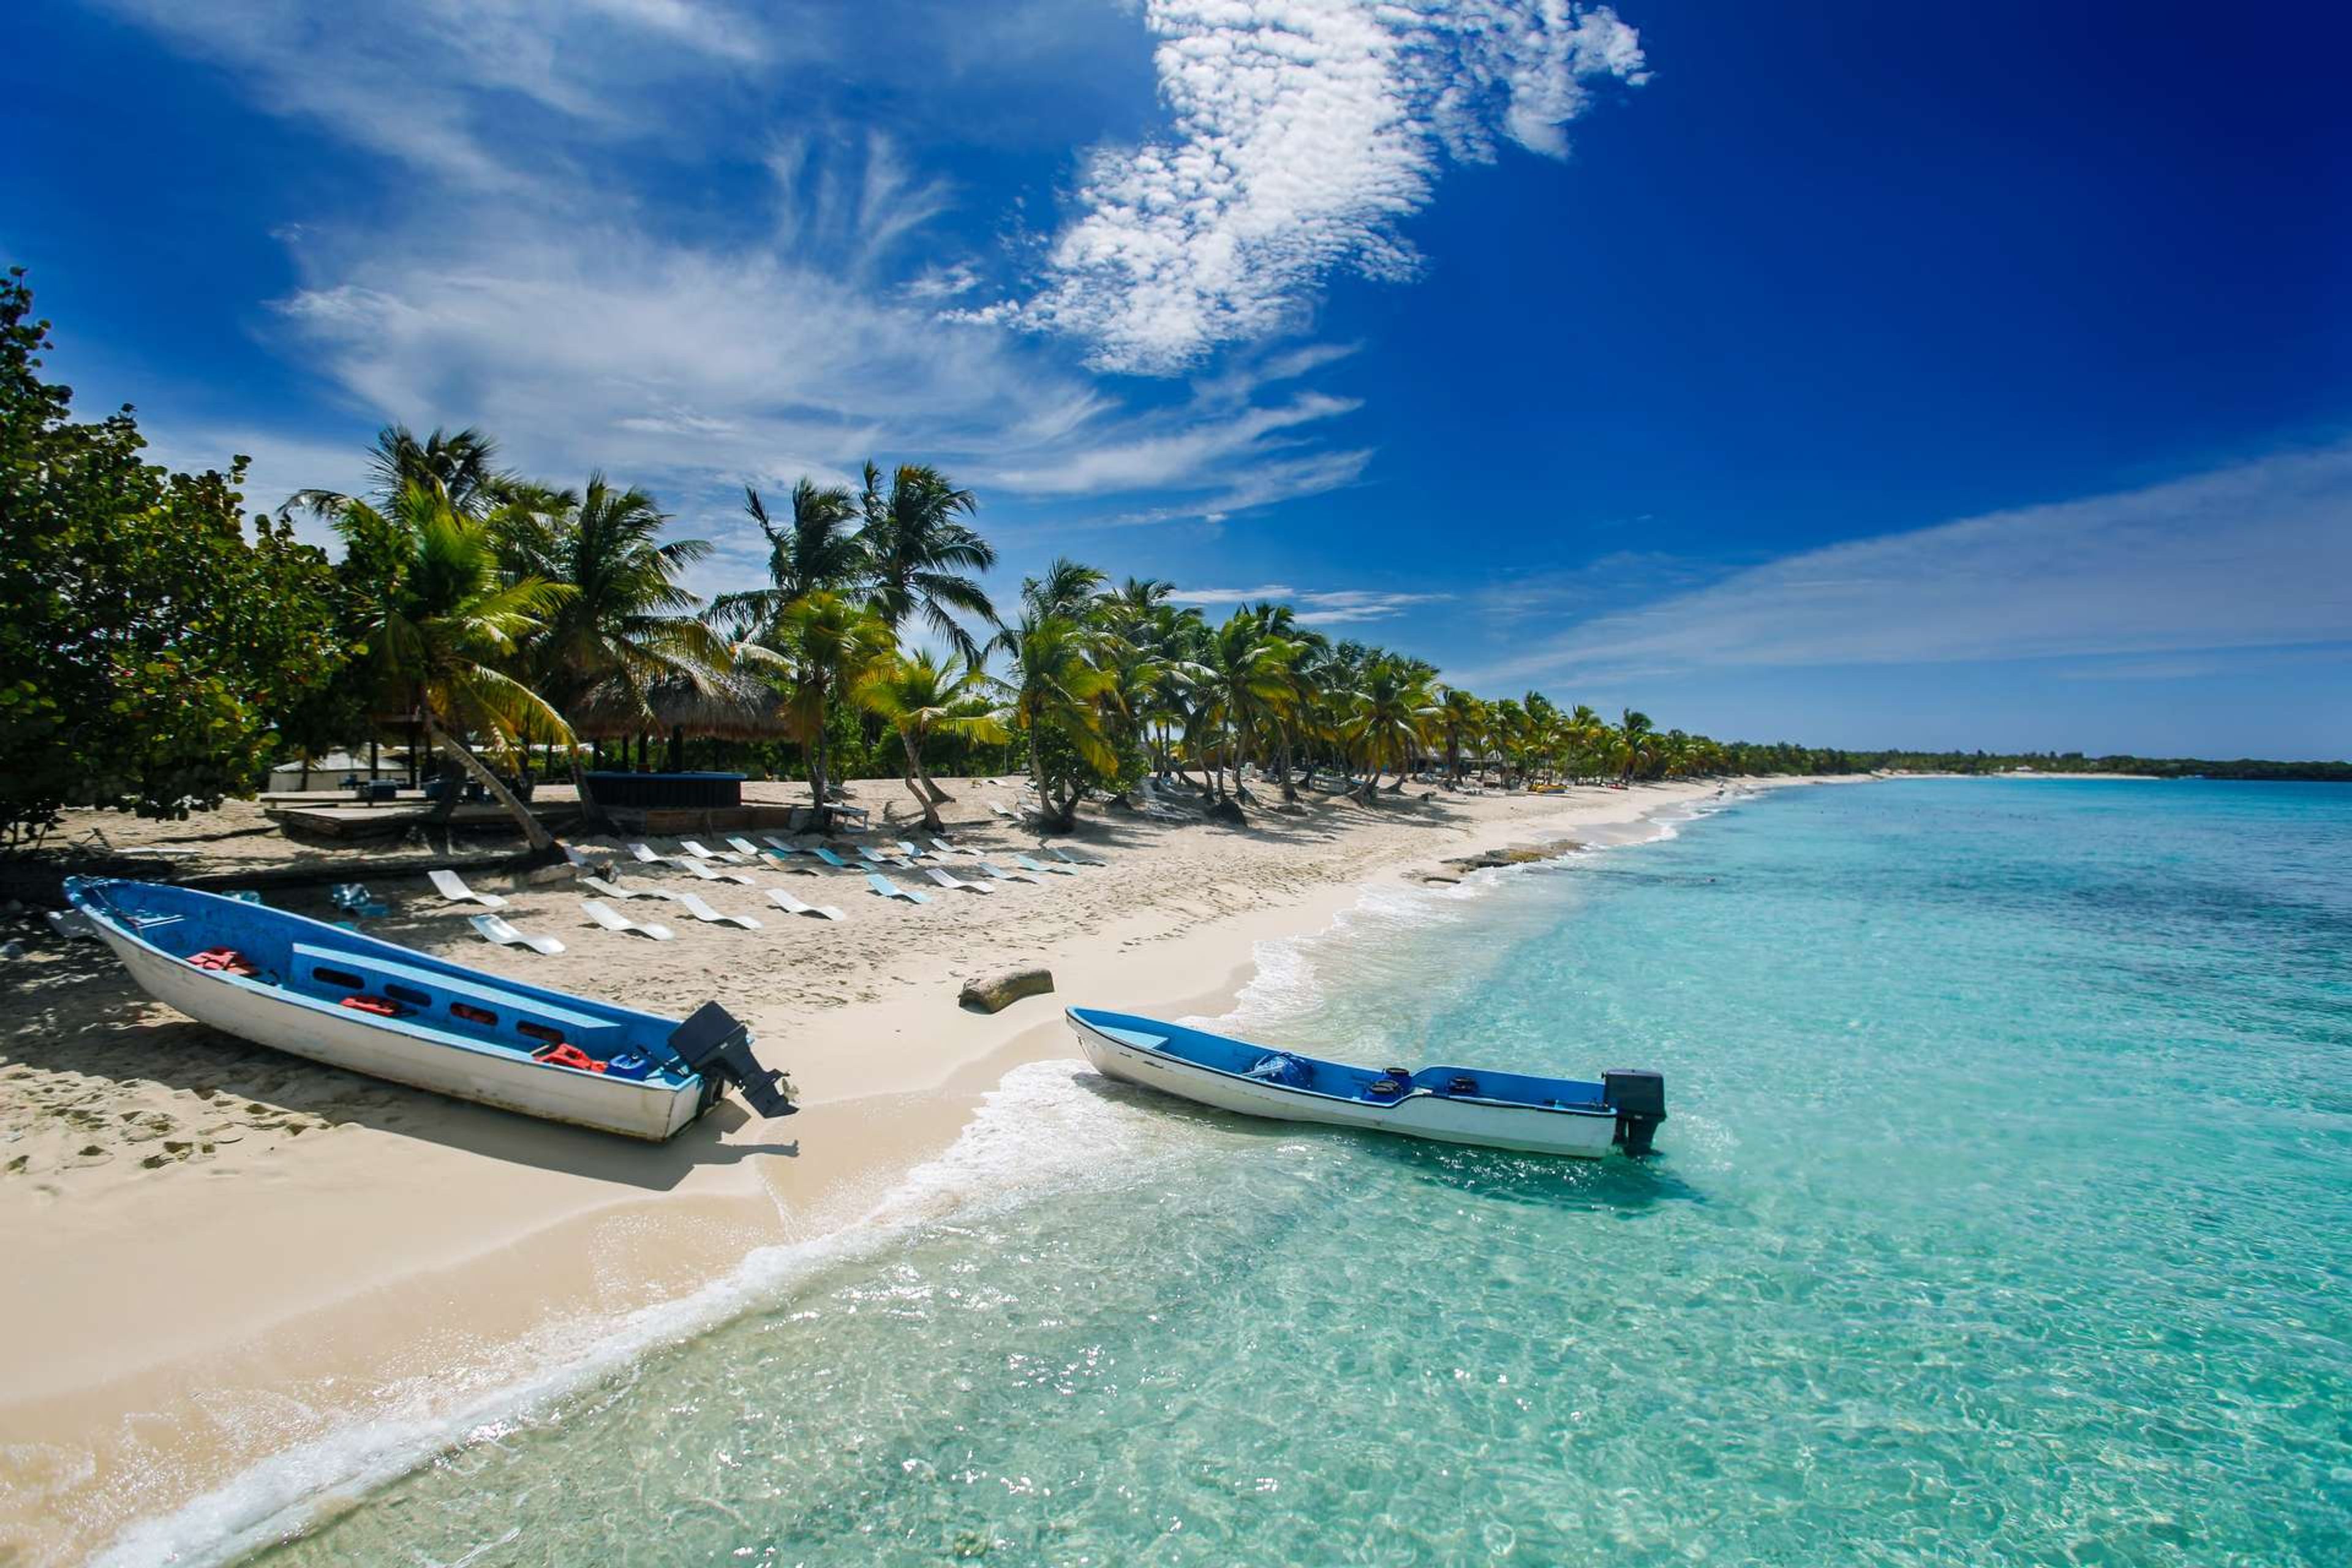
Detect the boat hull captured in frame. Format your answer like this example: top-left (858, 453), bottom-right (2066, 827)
top-left (89, 919), bottom-right (703, 1141)
top-left (1068, 1012), bottom-right (1619, 1158)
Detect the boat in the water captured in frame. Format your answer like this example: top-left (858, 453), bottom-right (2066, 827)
top-left (1065, 1007), bottom-right (1665, 1158)
top-left (65, 877), bottom-right (793, 1140)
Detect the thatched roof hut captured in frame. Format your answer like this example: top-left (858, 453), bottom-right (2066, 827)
top-left (566, 671), bottom-right (797, 742)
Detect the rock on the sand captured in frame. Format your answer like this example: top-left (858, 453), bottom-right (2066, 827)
top-left (959, 965), bottom-right (1055, 1013)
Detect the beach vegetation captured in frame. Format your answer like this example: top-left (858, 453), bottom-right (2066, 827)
top-left (865, 651), bottom-right (1009, 829)
top-left (0, 269), bottom-right (345, 848)
top-left (337, 483), bottom-right (577, 848)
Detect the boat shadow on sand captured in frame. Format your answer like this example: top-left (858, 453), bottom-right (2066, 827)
top-left (0, 942), bottom-right (798, 1191)
top-left (1068, 1068), bottom-right (1701, 1216)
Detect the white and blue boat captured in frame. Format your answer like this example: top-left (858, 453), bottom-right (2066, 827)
top-left (1065, 1006), bottom-right (1665, 1158)
top-left (65, 877), bottom-right (793, 1140)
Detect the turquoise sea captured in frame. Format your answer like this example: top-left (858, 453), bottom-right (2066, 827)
top-left (153, 780), bottom-right (2352, 1566)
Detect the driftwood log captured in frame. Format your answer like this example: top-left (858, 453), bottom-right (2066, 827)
top-left (959, 965), bottom-right (1055, 1014)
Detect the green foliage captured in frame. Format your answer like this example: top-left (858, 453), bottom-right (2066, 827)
top-left (0, 269), bottom-right (344, 846)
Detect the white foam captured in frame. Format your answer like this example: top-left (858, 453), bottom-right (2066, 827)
top-left (91, 1061), bottom-right (1166, 1568)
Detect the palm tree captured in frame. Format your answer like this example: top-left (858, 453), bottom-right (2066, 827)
top-left (494, 476), bottom-right (732, 813)
top-left (497, 478), bottom-right (728, 706)
top-left (764, 592), bottom-right (896, 812)
top-left (1020, 557), bottom-right (1109, 620)
top-left (1618, 707), bottom-right (1657, 782)
top-left (1348, 658), bottom-right (1435, 804)
top-left (858, 462), bottom-right (997, 662)
top-left (995, 611), bottom-right (1117, 832)
top-left (286, 424), bottom-right (514, 524)
top-left (709, 481), bottom-right (867, 631)
top-left (341, 483), bottom-right (575, 850)
top-left (865, 652), bottom-right (1009, 828)
top-left (1194, 608), bottom-right (1297, 806)
top-left (1436, 687), bottom-right (1483, 783)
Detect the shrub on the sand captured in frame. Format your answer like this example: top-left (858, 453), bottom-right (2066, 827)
top-left (0, 269), bottom-right (344, 848)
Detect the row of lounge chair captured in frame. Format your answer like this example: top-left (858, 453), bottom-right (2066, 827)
top-left (413, 829), bottom-right (1110, 952)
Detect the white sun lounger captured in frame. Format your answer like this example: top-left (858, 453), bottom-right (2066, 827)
top-left (892, 840), bottom-right (931, 861)
top-left (581, 899), bottom-right (673, 941)
top-left (923, 865), bottom-right (993, 895)
top-left (680, 858), bottom-right (757, 886)
top-left (976, 860), bottom-right (1042, 885)
top-left (1046, 845), bottom-right (1105, 867)
top-left (628, 842), bottom-right (684, 867)
top-left (429, 869), bottom-right (507, 908)
top-left (468, 913), bottom-right (565, 956)
top-left (674, 892), bottom-right (762, 930)
top-left (722, 835), bottom-right (767, 859)
top-left (987, 800), bottom-right (1017, 820)
top-left (766, 887), bottom-right (845, 921)
top-left (580, 875), bottom-right (672, 903)
top-left (1014, 853), bottom-right (1077, 877)
top-left (865, 870), bottom-right (930, 904)
top-left (858, 845), bottom-right (912, 869)
top-left (927, 835), bottom-right (973, 857)
top-left (677, 839), bottom-right (748, 864)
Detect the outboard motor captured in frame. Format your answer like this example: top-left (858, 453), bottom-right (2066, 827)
top-left (669, 1002), bottom-right (797, 1118)
top-left (1602, 1069), bottom-right (1667, 1156)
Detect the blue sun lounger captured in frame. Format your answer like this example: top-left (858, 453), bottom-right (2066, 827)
top-left (865, 870), bottom-right (930, 904)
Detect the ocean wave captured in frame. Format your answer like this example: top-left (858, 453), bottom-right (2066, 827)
top-left (90, 1060), bottom-right (1163, 1568)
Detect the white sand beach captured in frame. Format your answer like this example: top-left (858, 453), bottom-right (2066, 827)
top-left (0, 774), bottom-right (1822, 1563)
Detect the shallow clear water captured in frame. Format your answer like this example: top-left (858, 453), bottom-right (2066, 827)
top-left (231, 781), bottom-right (2351, 1566)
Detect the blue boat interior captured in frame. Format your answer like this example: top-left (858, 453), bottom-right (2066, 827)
top-left (1070, 1008), bottom-right (1610, 1112)
top-left (67, 878), bottom-right (696, 1085)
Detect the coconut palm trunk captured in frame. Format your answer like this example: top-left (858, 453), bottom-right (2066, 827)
top-left (900, 730), bottom-right (943, 830)
top-left (423, 710), bottom-right (554, 851)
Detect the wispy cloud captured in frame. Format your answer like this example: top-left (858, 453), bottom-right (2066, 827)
top-left (988, 393), bottom-right (1361, 495)
top-left (92, 0), bottom-right (777, 187)
top-left (1453, 442), bottom-right (2352, 688)
top-left (100, 0), bottom-right (1404, 558)
top-left (972, 0), bottom-right (1646, 372)
top-left (1172, 582), bottom-right (1449, 624)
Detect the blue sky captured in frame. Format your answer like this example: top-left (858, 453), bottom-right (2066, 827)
top-left (10, 0), bottom-right (2349, 757)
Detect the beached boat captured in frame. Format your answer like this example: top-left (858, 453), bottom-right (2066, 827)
top-left (1065, 1007), bottom-right (1665, 1158)
top-left (65, 877), bottom-right (794, 1140)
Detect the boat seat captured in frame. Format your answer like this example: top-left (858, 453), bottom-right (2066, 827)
top-left (1095, 1024), bottom-right (1171, 1051)
top-left (288, 943), bottom-right (620, 1038)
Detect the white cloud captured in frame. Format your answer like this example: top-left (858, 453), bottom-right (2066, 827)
top-left (100, 0), bottom-right (1399, 559)
top-left (1454, 442), bottom-right (2352, 688)
top-left (91, 0), bottom-right (778, 187)
top-left (977, 0), bottom-right (1646, 372)
top-left (989, 392), bottom-right (1360, 494)
top-left (1172, 583), bottom-right (1449, 624)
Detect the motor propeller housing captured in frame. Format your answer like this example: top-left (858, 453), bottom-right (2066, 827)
top-left (1602, 1069), bottom-right (1667, 1156)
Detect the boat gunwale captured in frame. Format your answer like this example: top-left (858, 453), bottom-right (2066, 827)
top-left (1066, 1008), bottom-right (1616, 1120)
top-left (69, 878), bottom-right (701, 1098)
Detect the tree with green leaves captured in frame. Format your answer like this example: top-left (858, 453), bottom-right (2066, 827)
top-left (1347, 658), bottom-right (1437, 804)
top-left (762, 591), bottom-right (896, 812)
top-left (285, 423), bottom-right (518, 526)
top-left (864, 650), bottom-right (1009, 829)
top-left (858, 462), bottom-right (997, 662)
top-left (339, 483), bottom-right (576, 849)
top-left (0, 268), bottom-right (346, 848)
top-left (993, 609), bottom-right (1118, 832)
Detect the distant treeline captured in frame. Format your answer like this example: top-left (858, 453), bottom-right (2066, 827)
top-left (1740, 749), bottom-right (2352, 783)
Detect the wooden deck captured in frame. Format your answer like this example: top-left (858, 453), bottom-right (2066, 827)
top-left (264, 801), bottom-right (578, 840)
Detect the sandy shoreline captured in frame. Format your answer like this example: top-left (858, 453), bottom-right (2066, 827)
top-left (0, 774), bottom-right (1828, 1564)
